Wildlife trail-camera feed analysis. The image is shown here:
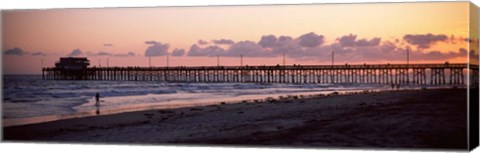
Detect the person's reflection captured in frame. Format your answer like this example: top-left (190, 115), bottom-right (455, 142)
top-left (96, 104), bottom-right (101, 115)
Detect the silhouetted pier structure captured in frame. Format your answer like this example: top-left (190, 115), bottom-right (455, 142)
top-left (43, 63), bottom-right (479, 86)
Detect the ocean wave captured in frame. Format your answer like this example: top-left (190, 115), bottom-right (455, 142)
top-left (3, 75), bottom-right (394, 119)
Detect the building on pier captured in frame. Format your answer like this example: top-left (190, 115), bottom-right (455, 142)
top-left (44, 57), bottom-right (91, 80)
top-left (55, 57), bottom-right (90, 70)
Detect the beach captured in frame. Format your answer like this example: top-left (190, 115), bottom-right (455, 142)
top-left (3, 88), bottom-right (467, 150)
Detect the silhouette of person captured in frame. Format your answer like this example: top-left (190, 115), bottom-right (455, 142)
top-left (391, 83), bottom-right (395, 89)
top-left (396, 84), bottom-right (400, 90)
top-left (95, 92), bottom-right (100, 106)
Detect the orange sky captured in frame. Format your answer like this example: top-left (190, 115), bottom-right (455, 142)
top-left (2, 1), bottom-right (476, 74)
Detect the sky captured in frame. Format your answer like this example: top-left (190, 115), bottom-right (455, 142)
top-left (2, 1), bottom-right (478, 74)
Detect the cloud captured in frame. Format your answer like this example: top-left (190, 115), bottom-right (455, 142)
top-left (225, 41), bottom-right (273, 57)
top-left (258, 35), bottom-right (278, 48)
top-left (88, 51), bottom-right (136, 57)
top-left (343, 42), bottom-right (403, 62)
top-left (297, 32), bottom-right (325, 48)
top-left (95, 51), bottom-right (111, 56)
top-left (4, 48), bottom-right (28, 56)
top-left (188, 41), bottom-right (274, 57)
top-left (190, 34), bottom-right (311, 58)
top-left (261, 35), bottom-right (323, 59)
top-left (103, 43), bottom-right (113, 47)
top-left (114, 52), bottom-right (136, 57)
top-left (187, 44), bottom-right (225, 57)
top-left (338, 34), bottom-right (381, 47)
top-left (356, 38), bottom-right (381, 46)
top-left (144, 41), bottom-right (169, 57)
top-left (348, 42), bottom-right (467, 62)
top-left (4, 48), bottom-right (48, 56)
top-left (171, 48), bottom-right (186, 57)
top-left (145, 41), bottom-right (160, 45)
top-left (268, 35), bottom-right (303, 56)
top-left (410, 48), bottom-right (467, 61)
top-left (126, 52), bottom-right (136, 57)
top-left (68, 49), bottom-right (83, 57)
top-left (403, 33), bottom-right (447, 49)
top-left (212, 39), bottom-right (235, 45)
top-left (187, 33), bottom-right (374, 60)
top-left (31, 52), bottom-right (46, 56)
top-left (185, 32), bottom-right (467, 63)
top-left (338, 34), bottom-right (357, 47)
top-left (197, 40), bottom-right (209, 45)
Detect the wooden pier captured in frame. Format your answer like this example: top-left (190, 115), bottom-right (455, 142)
top-left (42, 63), bottom-right (479, 86)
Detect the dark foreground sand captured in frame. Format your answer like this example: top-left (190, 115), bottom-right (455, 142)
top-left (3, 89), bottom-right (467, 150)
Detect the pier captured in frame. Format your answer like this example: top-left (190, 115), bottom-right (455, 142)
top-left (43, 63), bottom-right (479, 86)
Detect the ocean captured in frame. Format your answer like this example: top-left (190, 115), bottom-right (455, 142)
top-left (3, 75), bottom-right (434, 126)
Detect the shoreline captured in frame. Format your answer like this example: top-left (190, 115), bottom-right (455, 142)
top-left (3, 87), bottom-right (390, 127)
top-left (3, 88), bottom-right (468, 150)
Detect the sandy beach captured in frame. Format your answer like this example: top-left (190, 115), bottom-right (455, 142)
top-left (3, 88), bottom-right (467, 150)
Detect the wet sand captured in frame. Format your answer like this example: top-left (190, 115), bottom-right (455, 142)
top-left (3, 88), bottom-right (467, 150)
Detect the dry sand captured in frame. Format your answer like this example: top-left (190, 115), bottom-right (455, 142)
top-left (3, 88), bottom-right (467, 150)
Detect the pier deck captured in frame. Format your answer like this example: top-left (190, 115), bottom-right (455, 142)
top-left (43, 63), bottom-right (479, 85)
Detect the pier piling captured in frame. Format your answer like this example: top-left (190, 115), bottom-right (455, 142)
top-left (42, 63), bottom-right (477, 86)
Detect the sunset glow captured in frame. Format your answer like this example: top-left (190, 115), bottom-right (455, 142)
top-left (2, 1), bottom-right (476, 74)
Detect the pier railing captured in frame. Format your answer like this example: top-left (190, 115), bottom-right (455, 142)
top-left (42, 63), bottom-right (479, 86)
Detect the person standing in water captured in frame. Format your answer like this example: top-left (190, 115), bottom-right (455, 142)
top-left (95, 93), bottom-right (100, 106)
